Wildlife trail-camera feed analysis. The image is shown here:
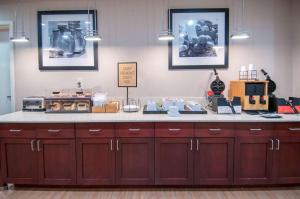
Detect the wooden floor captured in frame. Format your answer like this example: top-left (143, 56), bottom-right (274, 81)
top-left (0, 187), bottom-right (300, 199)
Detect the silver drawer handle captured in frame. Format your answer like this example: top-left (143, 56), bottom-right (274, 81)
top-left (209, 129), bottom-right (222, 132)
top-left (128, 128), bottom-right (141, 132)
top-left (168, 128), bottom-right (182, 132)
top-left (9, 129), bottom-right (22, 132)
top-left (89, 129), bottom-right (102, 132)
top-left (48, 129), bottom-right (61, 133)
top-left (250, 128), bottom-right (262, 131)
top-left (288, 128), bottom-right (300, 131)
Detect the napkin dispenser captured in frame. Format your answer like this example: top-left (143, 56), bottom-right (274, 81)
top-left (212, 96), bottom-right (241, 114)
top-left (276, 98), bottom-right (296, 114)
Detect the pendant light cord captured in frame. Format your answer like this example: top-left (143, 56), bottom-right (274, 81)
top-left (242, 0), bottom-right (245, 31)
top-left (167, 0), bottom-right (170, 32)
top-left (94, 0), bottom-right (98, 34)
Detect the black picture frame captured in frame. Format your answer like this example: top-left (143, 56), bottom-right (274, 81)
top-left (168, 8), bottom-right (229, 70)
top-left (118, 62), bottom-right (138, 88)
top-left (37, 10), bottom-right (98, 71)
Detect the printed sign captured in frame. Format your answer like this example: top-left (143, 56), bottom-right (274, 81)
top-left (118, 62), bottom-right (137, 87)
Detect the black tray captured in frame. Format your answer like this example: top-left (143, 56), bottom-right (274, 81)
top-left (143, 105), bottom-right (207, 115)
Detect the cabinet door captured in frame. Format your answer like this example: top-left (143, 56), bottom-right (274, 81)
top-left (116, 138), bottom-right (154, 185)
top-left (1, 139), bottom-right (38, 184)
top-left (155, 138), bottom-right (193, 185)
top-left (38, 139), bottom-right (76, 185)
top-left (77, 138), bottom-right (115, 185)
top-left (194, 138), bottom-right (234, 185)
top-left (235, 137), bottom-right (273, 185)
top-left (273, 137), bottom-right (300, 184)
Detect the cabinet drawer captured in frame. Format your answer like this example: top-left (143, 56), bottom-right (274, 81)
top-left (155, 123), bottom-right (194, 138)
top-left (235, 123), bottom-right (274, 137)
top-left (116, 123), bottom-right (154, 138)
top-left (275, 123), bottom-right (300, 137)
top-left (36, 124), bottom-right (75, 139)
top-left (195, 123), bottom-right (235, 137)
top-left (0, 124), bottom-right (36, 138)
top-left (76, 123), bottom-right (115, 138)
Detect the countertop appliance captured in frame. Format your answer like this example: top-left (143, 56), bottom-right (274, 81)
top-left (22, 97), bottom-right (45, 112)
top-left (229, 80), bottom-right (269, 111)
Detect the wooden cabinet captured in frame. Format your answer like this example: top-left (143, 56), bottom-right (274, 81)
top-left (273, 123), bottom-right (300, 184)
top-left (0, 124), bottom-right (76, 185)
top-left (235, 124), bottom-right (274, 185)
top-left (155, 123), bottom-right (194, 185)
top-left (115, 123), bottom-right (155, 185)
top-left (235, 136), bottom-right (273, 185)
top-left (194, 138), bottom-right (234, 185)
top-left (76, 138), bottom-right (115, 185)
top-left (38, 139), bottom-right (76, 185)
top-left (1, 121), bottom-right (300, 187)
top-left (1, 139), bottom-right (38, 184)
top-left (155, 138), bottom-right (194, 185)
top-left (116, 138), bottom-right (154, 185)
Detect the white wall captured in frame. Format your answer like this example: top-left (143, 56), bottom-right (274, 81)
top-left (292, 0), bottom-right (300, 96)
top-left (0, 0), bottom-right (294, 110)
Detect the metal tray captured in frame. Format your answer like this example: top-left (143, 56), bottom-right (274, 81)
top-left (143, 105), bottom-right (207, 114)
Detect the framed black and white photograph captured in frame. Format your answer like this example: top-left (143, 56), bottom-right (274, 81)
top-left (169, 8), bottom-right (229, 69)
top-left (38, 10), bottom-right (98, 70)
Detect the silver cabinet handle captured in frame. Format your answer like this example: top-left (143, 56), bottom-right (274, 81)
top-left (31, 140), bottom-right (35, 151)
top-left (168, 128), bottom-right (181, 132)
top-left (269, 139), bottom-right (274, 151)
top-left (249, 128), bottom-right (262, 134)
top-left (288, 128), bottom-right (300, 131)
top-left (37, 140), bottom-right (41, 152)
top-left (110, 139), bottom-right (113, 151)
top-left (48, 129), bottom-right (61, 133)
top-left (9, 129), bottom-right (22, 133)
top-left (209, 128), bottom-right (222, 132)
top-left (190, 139), bottom-right (193, 151)
top-left (250, 128), bottom-right (262, 131)
top-left (276, 139), bottom-right (280, 151)
top-left (88, 129), bottom-right (102, 132)
top-left (117, 139), bottom-right (119, 151)
top-left (196, 139), bottom-right (199, 151)
top-left (128, 128), bottom-right (141, 132)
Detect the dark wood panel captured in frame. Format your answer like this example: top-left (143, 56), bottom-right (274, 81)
top-left (38, 139), bottom-right (76, 185)
top-left (273, 137), bottom-right (300, 184)
top-left (116, 138), bottom-right (154, 185)
top-left (0, 124), bottom-right (36, 138)
top-left (1, 139), bottom-right (38, 184)
top-left (76, 138), bottom-right (115, 185)
top-left (195, 123), bottom-right (235, 137)
top-left (275, 123), bottom-right (300, 137)
top-left (234, 137), bottom-right (273, 185)
top-left (36, 124), bottom-right (75, 139)
top-left (235, 123), bottom-right (274, 137)
top-left (155, 138), bottom-right (193, 185)
top-left (155, 123), bottom-right (194, 138)
top-left (194, 138), bottom-right (234, 185)
top-left (116, 123), bottom-right (154, 138)
top-left (76, 123), bottom-right (115, 138)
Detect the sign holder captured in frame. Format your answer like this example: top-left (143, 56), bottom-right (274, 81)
top-left (118, 62), bottom-right (137, 105)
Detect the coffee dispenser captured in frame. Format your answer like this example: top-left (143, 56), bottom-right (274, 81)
top-left (229, 80), bottom-right (269, 111)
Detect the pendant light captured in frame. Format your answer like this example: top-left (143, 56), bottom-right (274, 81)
top-left (158, 0), bottom-right (174, 41)
top-left (10, 0), bottom-right (29, 43)
top-left (84, 0), bottom-right (102, 42)
top-left (231, 0), bottom-right (250, 40)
